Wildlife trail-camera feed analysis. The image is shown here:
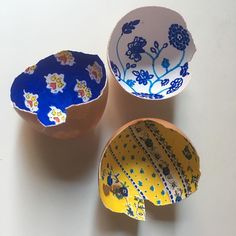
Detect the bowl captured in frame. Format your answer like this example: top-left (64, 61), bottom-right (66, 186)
top-left (10, 50), bottom-right (108, 139)
top-left (99, 118), bottom-right (200, 220)
top-left (108, 6), bottom-right (196, 100)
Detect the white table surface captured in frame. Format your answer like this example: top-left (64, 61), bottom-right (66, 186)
top-left (1, 0), bottom-right (236, 235)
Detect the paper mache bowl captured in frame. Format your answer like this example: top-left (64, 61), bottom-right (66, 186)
top-left (99, 118), bottom-right (200, 221)
top-left (10, 50), bottom-right (108, 139)
top-left (108, 6), bottom-right (196, 100)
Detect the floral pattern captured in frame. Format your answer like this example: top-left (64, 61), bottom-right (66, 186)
top-left (126, 79), bottom-right (136, 87)
top-left (24, 65), bottom-right (37, 74)
top-left (45, 73), bottom-right (66, 94)
top-left (23, 91), bottom-right (39, 112)
top-left (132, 70), bottom-right (154, 85)
top-left (122, 20), bottom-right (140, 34)
top-left (86, 61), bottom-right (103, 84)
top-left (161, 58), bottom-right (170, 69)
top-left (11, 51), bottom-right (106, 127)
top-left (180, 62), bottom-right (189, 77)
top-left (99, 119), bottom-right (200, 221)
top-left (102, 166), bottom-right (129, 200)
top-left (132, 92), bottom-right (164, 99)
top-left (126, 36), bottom-right (147, 62)
top-left (161, 79), bottom-right (170, 86)
top-left (47, 106), bottom-right (66, 125)
top-left (167, 78), bottom-right (183, 94)
top-left (168, 24), bottom-right (190, 51)
top-left (110, 61), bottom-right (121, 79)
top-left (74, 80), bottom-right (92, 102)
top-left (109, 10), bottom-right (194, 100)
top-left (54, 51), bottom-right (75, 66)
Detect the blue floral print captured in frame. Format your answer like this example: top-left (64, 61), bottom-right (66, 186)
top-left (111, 61), bottom-right (121, 79)
top-left (126, 36), bottom-right (147, 62)
top-left (180, 62), bottom-right (189, 77)
top-left (126, 79), bottom-right (136, 87)
top-left (132, 70), bottom-right (154, 85)
top-left (111, 19), bottom-right (192, 99)
top-left (161, 58), bottom-right (170, 69)
top-left (122, 20), bottom-right (140, 34)
top-left (161, 79), bottom-right (170, 86)
top-left (167, 78), bottom-right (183, 94)
top-left (168, 24), bottom-right (190, 51)
top-left (11, 51), bottom-right (106, 126)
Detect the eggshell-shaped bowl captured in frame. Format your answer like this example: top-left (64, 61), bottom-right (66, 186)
top-left (108, 6), bottom-right (196, 100)
top-left (10, 50), bottom-right (108, 139)
top-left (99, 118), bottom-right (200, 221)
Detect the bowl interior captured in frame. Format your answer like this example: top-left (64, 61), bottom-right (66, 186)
top-left (108, 6), bottom-right (196, 100)
top-left (99, 118), bottom-right (200, 220)
top-left (11, 51), bottom-right (107, 127)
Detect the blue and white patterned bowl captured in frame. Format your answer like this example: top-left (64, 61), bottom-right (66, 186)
top-left (108, 6), bottom-right (196, 100)
top-left (10, 50), bottom-right (108, 138)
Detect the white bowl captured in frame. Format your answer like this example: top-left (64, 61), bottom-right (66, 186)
top-left (108, 6), bottom-right (196, 100)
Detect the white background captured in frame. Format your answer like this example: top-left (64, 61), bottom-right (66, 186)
top-left (0, 0), bottom-right (236, 235)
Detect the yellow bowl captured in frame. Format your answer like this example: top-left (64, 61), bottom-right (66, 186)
top-left (99, 118), bottom-right (200, 220)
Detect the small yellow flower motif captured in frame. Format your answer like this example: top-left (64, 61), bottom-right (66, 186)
top-left (45, 73), bottom-right (66, 94)
top-left (57, 83), bottom-right (63, 88)
top-left (54, 51), bottom-right (75, 66)
top-left (23, 91), bottom-right (39, 112)
top-left (86, 61), bottom-right (103, 84)
top-left (48, 106), bottom-right (66, 125)
top-left (74, 80), bottom-right (92, 102)
top-left (24, 65), bottom-right (37, 75)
